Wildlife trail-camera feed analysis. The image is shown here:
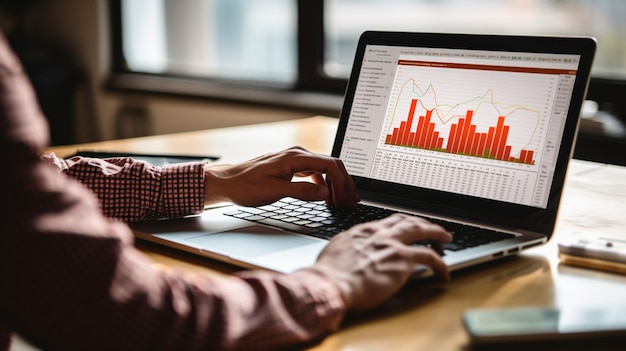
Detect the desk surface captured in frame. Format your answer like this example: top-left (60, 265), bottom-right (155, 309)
top-left (48, 116), bottom-right (626, 350)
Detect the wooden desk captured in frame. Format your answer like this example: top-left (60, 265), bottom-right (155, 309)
top-left (47, 116), bottom-right (626, 350)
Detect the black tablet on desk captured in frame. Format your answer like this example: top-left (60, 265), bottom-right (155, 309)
top-left (64, 150), bottom-right (219, 167)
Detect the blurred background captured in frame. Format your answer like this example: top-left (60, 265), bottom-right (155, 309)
top-left (0, 0), bottom-right (624, 164)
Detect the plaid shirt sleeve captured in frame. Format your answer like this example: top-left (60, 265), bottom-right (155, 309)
top-left (0, 31), bottom-right (346, 351)
top-left (42, 154), bottom-right (207, 222)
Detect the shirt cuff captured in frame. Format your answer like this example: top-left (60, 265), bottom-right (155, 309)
top-left (160, 162), bottom-right (207, 218)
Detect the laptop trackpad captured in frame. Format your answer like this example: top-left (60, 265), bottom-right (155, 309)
top-left (185, 225), bottom-right (320, 258)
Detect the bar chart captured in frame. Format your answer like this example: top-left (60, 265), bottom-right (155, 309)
top-left (384, 98), bottom-right (536, 164)
top-left (379, 68), bottom-right (554, 167)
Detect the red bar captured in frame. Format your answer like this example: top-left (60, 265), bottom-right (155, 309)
top-left (403, 99), bottom-right (418, 145)
top-left (447, 124), bottom-right (457, 152)
top-left (478, 133), bottom-right (487, 157)
top-left (486, 127), bottom-right (495, 157)
top-left (426, 123), bottom-right (436, 149)
top-left (492, 117), bottom-right (505, 159)
top-left (526, 150), bottom-right (534, 164)
top-left (416, 116), bottom-right (426, 148)
top-left (386, 134), bottom-right (392, 144)
top-left (470, 129), bottom-right (480, 156)
top-left (466, 124), bottom-right (476, 155)
top-left (519, 150), bottom-right (527, 163)
top-left (503, 145), bottom-right (512, 161)
top-left (461, 110), bottom-right (473, 154)
top-left (497, 124), bottom-right (510, 160)
top-left (452, 119), bottom-right (465, 153)
top-left (424, 110), bottom-right (434, 149)
top-left (436, 136), bottom-right (444, 150)
top-left (398, 121), bottom-right (407, 145)
top-left (408, 132), bottom-right (416, 147)
top-left (391, 127), bottom-right (400, 145)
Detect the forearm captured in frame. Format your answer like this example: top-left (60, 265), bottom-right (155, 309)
top-left (43, 153), bottom-right (206, 221)
top-left (3, 232), bottom-right (345, 350)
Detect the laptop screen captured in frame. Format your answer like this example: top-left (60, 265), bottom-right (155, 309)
top-left (333, 32), bottom-right (595, 234)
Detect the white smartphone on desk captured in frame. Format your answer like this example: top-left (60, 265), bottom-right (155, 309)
top-left (463, 306), bottom-right (626, 346)
top-left (558, 236), bottom-right (626, 274)
top-left (558, 236), bottom-right (626, 263)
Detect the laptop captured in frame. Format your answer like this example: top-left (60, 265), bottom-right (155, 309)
top-left (130, 31), bottom-right (596, 276)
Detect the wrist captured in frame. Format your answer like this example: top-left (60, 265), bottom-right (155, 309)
top-left (203, 163), bottom-right (231, 205)
top-left (304, 266), bottom-right (352, 311)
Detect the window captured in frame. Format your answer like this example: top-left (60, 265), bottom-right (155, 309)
top-left (110, 1), bottom-right (626, 105)
top-left (118, 0), bottom-right (296, 86)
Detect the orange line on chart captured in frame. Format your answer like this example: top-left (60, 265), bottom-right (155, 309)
top-left (388, 78), bottom-right (541, 152)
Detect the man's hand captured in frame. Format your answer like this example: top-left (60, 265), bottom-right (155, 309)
top-left (203, 146), bottom-right (358, 208)
top-left (309, 214), bottom-right (452, 312)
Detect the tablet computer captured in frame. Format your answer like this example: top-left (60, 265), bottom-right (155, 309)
top-left (64, 150), bottom-right (219, 167)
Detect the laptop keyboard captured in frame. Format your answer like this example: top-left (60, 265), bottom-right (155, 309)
top-left (224, 197), bottom-right (514, 252)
